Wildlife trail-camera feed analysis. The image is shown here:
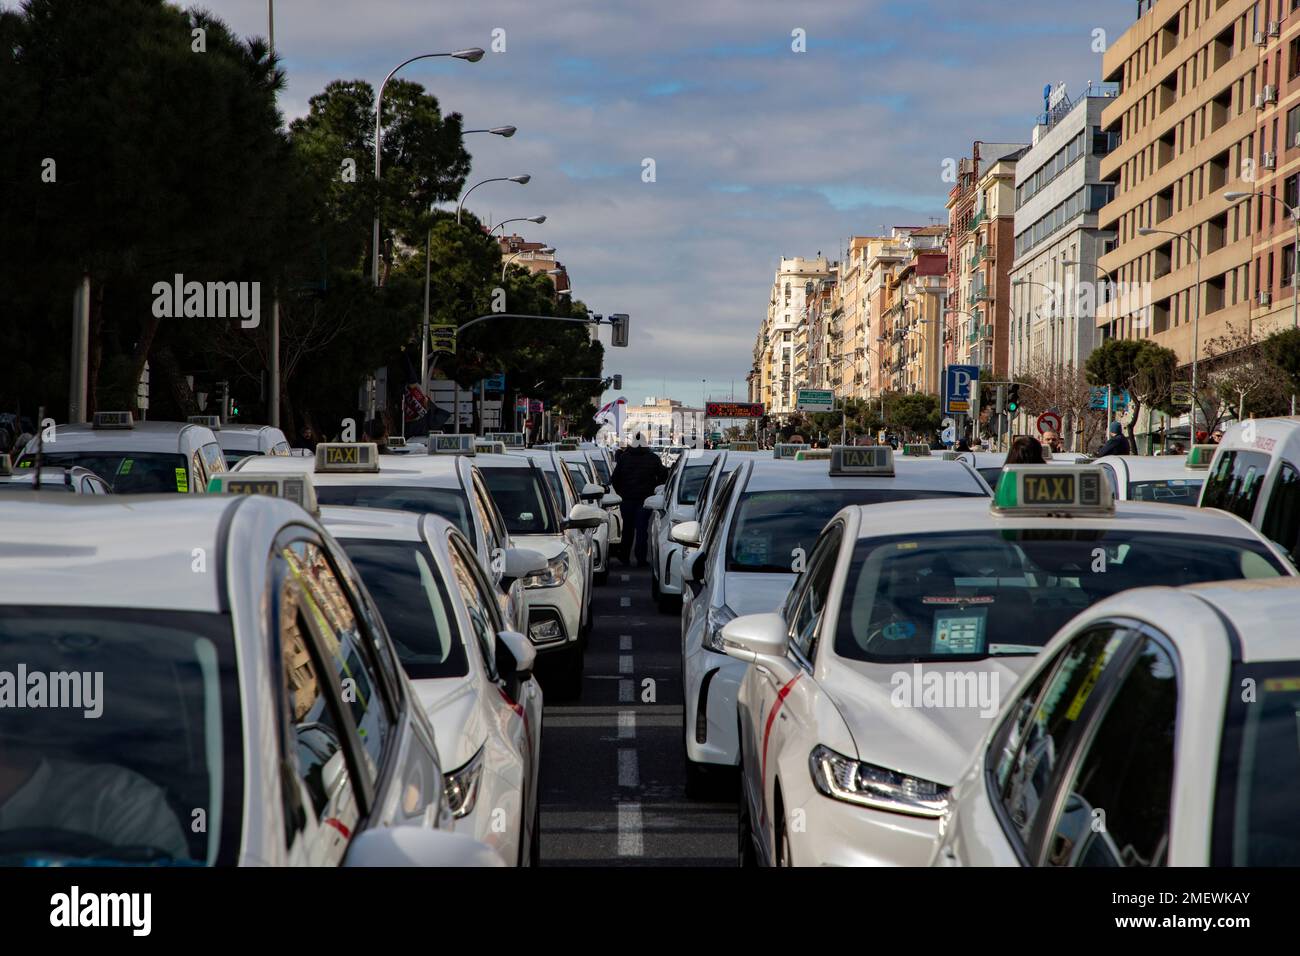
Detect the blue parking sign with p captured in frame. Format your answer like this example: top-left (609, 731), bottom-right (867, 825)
top-left (944, 365), bottom-right (979, 415)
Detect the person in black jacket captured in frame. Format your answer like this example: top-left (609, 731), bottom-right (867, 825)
top-left (611, 432), bottom-right (668, 566)
top-left (1096, 421), bottom-right (1131, 457)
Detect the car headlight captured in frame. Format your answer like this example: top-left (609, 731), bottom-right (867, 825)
top-left (809, 744), bottom-right (949, 818)
top-left (703, 604), bottom-right (737, 653)
top-left (443, 746), bottom-right (485, 819)
top-left (523, 553), bottom-right (570, 588)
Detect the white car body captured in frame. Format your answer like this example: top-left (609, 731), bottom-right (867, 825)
top-left (726, 482), bottom-right (1294, 867)
top-left (680, 454), bottom-right (990, 786)
top-left (932, 577), bottom-right (1300, 867)
top-left (1200, 417), bottom-right (1300, 566)
top-left (322, 506), bottom-right (543, 865)
top-left (213, 423), bottom-right (292, 469)
top-left (558, 448), bottom-right (620, 582)
top-left (648, 449), bottom-right (723, 608)
top-left (1092, 453), bottom-right (1205, 505)
top-left (0, 494), bottom-right (499, 867)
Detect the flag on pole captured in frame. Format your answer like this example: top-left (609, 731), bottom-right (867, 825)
top-left (403, 383), bottom-right (430, 422)
top-left (594, 397), bottom-right (626, 435)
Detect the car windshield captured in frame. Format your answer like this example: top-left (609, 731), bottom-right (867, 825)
top-left (727, 488), bottom-right (985, 573)
top-left (1128, 478), bottom-right (1203, 505)
top-left (480, 467), bottom-right (556, 535)
top-left (339, 540), bottom-right (468, 681)
top-left (21, 452), bottom-right (189, 493)
top-left (314, 485), bottom-right (474, 543)
top-left (677, 463), bottom-right (712, 504)
top-left (1218, 662), bottom-right (1300, 865)
top-left (0, 607), bottom-right (240, 866)
top-left (835, 529), bottom-right (1287, 663)
top-left (0, 476), bottom-right (73, 493)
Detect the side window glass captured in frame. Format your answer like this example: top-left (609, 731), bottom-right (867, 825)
top-left (995, 626), bottom-right (1130, 847)
top-left (449, 540), bottom-right (500, 678)
top-left (700, 470), bottom-right (741, 564)
top-left (202, 442), bottom-right (226, 476)
top-left (1261, 462), bottom-right (1300, 565)
top-left (277, 568), bottom-right (358, 861)
top-left (285, 541), bottom-right (393, 780)
top-left (788, 524), bottom-right (843, 661)
top-left (1045, 637), bottom-right (1177, 867)
top-left (189, 451), bottom-right (205, 493)
top-left (467, 481), bottom-right (499, 557)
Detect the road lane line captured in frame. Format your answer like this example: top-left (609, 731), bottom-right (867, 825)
top-left (617, 802), bottom-right (643, 856)
top-left (619, 654), bottom-right (633, 674)
top-left (620, 596), bottom-right (631, 607)
top-left (618, 679), bottom-right (633, 702)
top-left (618, 711), bottom-right (636, 739)
top-left (618, 748), bottom-right (639, 787)
top-left (620, 634), bottom-right (632, 651)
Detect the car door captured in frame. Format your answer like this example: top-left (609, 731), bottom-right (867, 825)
top-left (682, 467), bottom-right (743, 651)
top-left (752, 521), bottom-right (843, 865)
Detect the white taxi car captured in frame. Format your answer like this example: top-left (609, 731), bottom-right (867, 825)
top-left (932, 576), bottom-right (1300, 867)
top-left (647, 449), bottom-right (723, 612)
top-left (578, 446), bottom-right (623, 551)
top-left (17, 411), bottom-right (224, 494)
top-left (1199, 417), bottom-right (1300, 567)
top-left (0, 454), bottom-right (112, 494)
top-left (195, 417), bottom-right (292, 469)
top-left (477, 451), bottom-right (605, 698)
top-left (0, 484), bottom-right (499, 866)
top-left (1092, 448), bottom-right (1207, 505)
top-left (722, 462), bottom-right (1294, 866)
top-left (321, 506), bottom-right (545, 865)
top-left (678, 447), bottom-right (990, 794)
top-left (557, 447), bottom-right (621, 586)
top-left (232, 441), bottom-right (529, 634)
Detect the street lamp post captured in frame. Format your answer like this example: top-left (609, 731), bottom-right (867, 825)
top-left (1138, 225), bottom-right (1202, 428)
top-left (490, 215), bottom-right (546, 237)
top-left (501, 245), bottom-right (554, 281)
top-left (456, 174), bottom-right (531, 225)
top-left (373, 48), bottom-right (484, 286)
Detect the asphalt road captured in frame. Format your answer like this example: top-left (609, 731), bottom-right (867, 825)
top-left (536, 561), bottom-right (737, 866)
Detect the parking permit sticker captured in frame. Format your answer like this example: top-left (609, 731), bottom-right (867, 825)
top-left (117, 459), bottom-right (133, 475)
top-left (932, 610), bottom-right (986, 655)
top-left (736, 532), bottom-right (769, 566)
top-left (175, 467), bottom-right (189, 492)
top-left (882, 620), bottom-right (916, 641)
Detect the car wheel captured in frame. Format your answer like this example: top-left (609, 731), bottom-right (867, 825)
top-left (684, 753), bottom-right (709, 800)
top-left (547, 643), bottom-right (583, 701)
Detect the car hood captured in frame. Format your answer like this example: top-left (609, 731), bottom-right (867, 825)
top-left (411, 676), bottom-right (485, 772)
top-left (722, 571), bottom-right (797, 615)
top-left (820, 655), bottom-right (1037, 787)
top-left (508, 534), bottom-right (566, 561)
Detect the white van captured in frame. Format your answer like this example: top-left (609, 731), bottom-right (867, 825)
top-left (1199, 417), bottom-right (1300, 565)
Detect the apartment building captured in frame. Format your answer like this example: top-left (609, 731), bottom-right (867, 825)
top-left (1096, 0), bottom-right (1263, 370)
top-left (750, 255), bottom-right (834, 415)
top-left (880, 238), bottom-right (950, 395)
top-left (1010, 91), bottom-right (1119, 379)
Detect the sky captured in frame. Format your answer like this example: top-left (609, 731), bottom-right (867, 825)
top-left (202, 0), bottom-right (1138, 412)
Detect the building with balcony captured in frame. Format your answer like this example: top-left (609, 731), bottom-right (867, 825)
top-left (751, 255), bottom-right (834, 415)
top-left (1009, 89), bottom-right (1119, 379)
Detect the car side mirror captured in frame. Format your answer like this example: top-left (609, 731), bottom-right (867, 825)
top-left (580, 482), bottom-right (604, 502)
top-left (720, 613), bottom-right (789, 663)
top-left (643, 494), bottom-right (665, 511)
top-left (564, 502), bottom-right (606, 530)
top-left (670, 520), bottom-right (701, 547)
top-left (601, 492), bottom-right (622, 508)
top-left (496, 629), bottom-right (536, 681)
top-left (500, 547), bottom-right (547, 588)
top-left (344, 827), bottom-right (505, 867)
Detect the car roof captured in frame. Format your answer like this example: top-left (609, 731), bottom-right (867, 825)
top-left (319, 504), bottom-right (426, 543)
top-left (1217, 416), bottom-right (1300, 459)
top-left (0, 495), bottom-right (306, 612)
top-left (742, 457), bottom-right (987, 495)
top-left (234, 451), bottom-right (465, 489)
top-left (842, 497), bottom-right (1277, 540)
top-left (474, 451), bottom-right (534, 470)
top-left (23, 420), bottom-right (216, 455)
top-left (1178, 579), bottom-right (1300, 663)
top-left (1093, 454), bottom-right (1205, 482)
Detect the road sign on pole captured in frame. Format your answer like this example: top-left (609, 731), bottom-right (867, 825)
top-left (796, 389), bottom-right (835, 412)
top-left (944, 365), bottom-right (979, 415)
top-left (1036, 410), bottom-right (1062, 435)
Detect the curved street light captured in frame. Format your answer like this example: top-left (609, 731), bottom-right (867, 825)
top-left (490, 214), bottom-right (546, 237)
top-left (501, 245), bottom-right (554, 280)
top-left (463, 125), bottom-right (516, 137)
top-left (457, 175), bottom-right (531, 225)
top-left (372, 48), bottom-right (484, 285)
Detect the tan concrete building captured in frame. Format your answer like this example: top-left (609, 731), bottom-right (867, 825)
top-left (750, 255), bottom-right (834, 415)
top-left (1096, 0), bottom-right (1262, 373)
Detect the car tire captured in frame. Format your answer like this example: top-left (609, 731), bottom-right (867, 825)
top-left (684, 754), bottom-right (709, 800)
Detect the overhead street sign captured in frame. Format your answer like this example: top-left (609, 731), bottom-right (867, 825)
top-left (705, 401), bottom-right (764, 418)
top-left (796, 389), bottom-right (835, 412)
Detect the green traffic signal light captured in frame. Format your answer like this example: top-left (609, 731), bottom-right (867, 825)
top-left (1007, 384), bottom-right (1020, 414)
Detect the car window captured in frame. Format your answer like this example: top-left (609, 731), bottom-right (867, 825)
top-left (448, 537), bottom-right (501, 678)
top-left (1129, 479), bottom-right (1202, 506)
top-left (677, 462), bottom-right (714, 505)
top-left (698, 468), bottom-right (742, 567)
top-left (284, 541), bottom-right (393, 781)
top-left (201, 442), bottom-right (226, 477)
top-left (480, 466), bottom-right (557, 534)
top-left (314, 485), bottom-right (474, 543)
top-left (1201, 449), bottom-right (1271, 520)
top-left (467, 477), bottom-right (502, 561)
top-left (994, 627), bottom-right (1131, 849)
top-left (1261, 461), bottom-right (1300, 565)
top-left (21, 451), bottom-right (191, 493)
top-left (276, 564), bottom-right (359, 863)
top-left (787, 523), bottom-right (843, 663)
top-left (1043, 634), bottom-right (1176, 867)
top-left (189, 451), bottom-right (205, 492)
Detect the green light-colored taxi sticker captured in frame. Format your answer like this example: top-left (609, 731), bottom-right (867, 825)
top-left (117, 459), bottom-right (133, 475)
top-left (175, 467), bottom-right (189, 492)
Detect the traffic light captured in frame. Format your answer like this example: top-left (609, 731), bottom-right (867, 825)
top-left (612, 374), bottom-right (623, 390)
top-left (228, 395), bottom-right (240, 419)
top-left (1007, 384), bottom-right (1021, 415)
top-left (610, 313), bottom-right (630, 348)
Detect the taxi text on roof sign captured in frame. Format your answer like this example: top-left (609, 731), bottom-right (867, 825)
top-left (93, 411), bottom-right (134, 429)
top-left (902, 443), bottom-right (931, 457)
top-left (773, 443), bottom-right (810, 460)
top-left (992, 464), bottom-right (1115, 516)
top-left (794, 449), bottom-right (832, 461)
top-left (187, 415), bottom-right (221, 430)
top-left (429, 434), bottom-right (476, 455)
top-left (830, 445), bottom-right (894, 476)
top-left (1185, 444), bottom-right (1216, 469)
top-left (729, 441), bottom-right (759, 451)
top-left (487, 432), bottom-right (527, 447)
top-left (315, 442), bottom-right (379, 473)
top-left (208, 472), bottom-right (318, 515)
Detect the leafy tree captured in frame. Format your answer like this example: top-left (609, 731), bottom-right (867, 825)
top-left (1085, 339), bottom-right (1177, 448)
top-left (889, 393), bottom-right (941, 439)
top-left (1262, 327), bottom-right (1300, 403)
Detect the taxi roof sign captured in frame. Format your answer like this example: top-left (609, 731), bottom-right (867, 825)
top-left (794, 449), bottom-right (832, 461)
top-left (487, 432), bottom-right (526, 447)
top-left (208, 472), bottom-right (318, 515)
top-left (315, 442), bottom-right (379, 473)
top-left (428, 434), bottom-right (476, 455)
top-left (475, 440), bottom-right (506, 454)
top-left (93, 411), bottom-right (134, 430)
top-left (729, 441), bottom-right (759, 452)
top-left (992, 464), bottom-right (1114, 516)
top-left (830, 445), bottom-right (894, 477)
top-left (187, 415), bottom-right (221, 430)
top-left (1185, 444), bottom-right (1217, 469)
top-left (385, 436), bottom-right (407, 448)
top-left (774, 443), bottom-right (810, 460)
top-left (902, 443), bottom-right (931, 457)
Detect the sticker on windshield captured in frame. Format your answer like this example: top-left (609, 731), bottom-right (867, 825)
top-left (895, 542), bottom-right (918, 550)
top-left (117, 459), bottom-right (134, 475)
top-left (932, 611), bottom-right (986, 655)
top-left (175, 467), bottom-right (189, 492)
top-left (736, 532), bottom-right (769, 566)
top-left (881, 620), bottom-right (916, 641)
top-left (921, 595), bottom-right (994, 605)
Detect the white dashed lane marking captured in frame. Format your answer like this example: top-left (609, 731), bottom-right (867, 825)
top-left (617, 802), bottom-right (644, 856)
top-left (620, 634), bottom-right (632, 651)
top-left (620, 596), bottom-right (631, 607)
